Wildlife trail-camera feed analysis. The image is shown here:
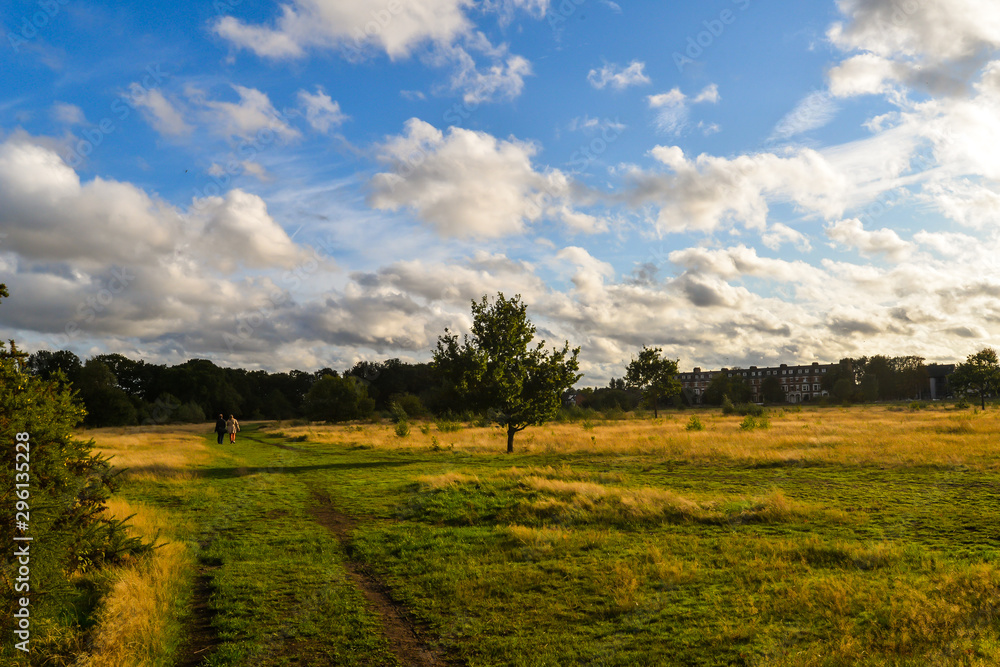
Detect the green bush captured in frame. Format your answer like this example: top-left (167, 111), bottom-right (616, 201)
top-left (685, 416), bottom-right (704, 431)
top-left (436, 419), bottom-right (463, 433)
top-left (389, 401), bottom-right (408, 423)
top-left (389, 393), bottom-right (427, 418)
top-left (739, 415), bottom-right (771, 431)
top-left (395, 421), bottom-right (410, 437)
top-left (723, 396), bottom-right (764, 417)
top-left (602, 406), bottom-right (627, 421)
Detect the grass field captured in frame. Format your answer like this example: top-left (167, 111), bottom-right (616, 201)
top-left (68, 403), bottom-right (1000, 666)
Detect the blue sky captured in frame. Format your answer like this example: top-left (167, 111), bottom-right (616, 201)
top-left (2, 0), bottom-right (1000, 385)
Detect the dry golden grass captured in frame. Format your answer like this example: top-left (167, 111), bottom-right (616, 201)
top-left (85, 424), bottom-right (214, 481)
top-left (416, 471), bottom-right (480, 489)
top-left (70, 424), bottom-right (208, 666)
top-left (264, 404), bottom-right (1000, 469)
top-left (73, 499), bottom-right (193, 667)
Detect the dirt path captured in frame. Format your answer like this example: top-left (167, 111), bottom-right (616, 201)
top-left (177, 550), bottom-right (222, 666)
top-left (308, 491), bottom-right (452, 667)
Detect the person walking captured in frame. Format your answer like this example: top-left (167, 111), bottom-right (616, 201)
top-left (214, 413), bottom-right (227, 444)
top-left (226, 414), bottom-right (240, 443)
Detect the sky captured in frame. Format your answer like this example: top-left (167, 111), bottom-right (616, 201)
top-left (1, 0), bottom-right (1000, 386)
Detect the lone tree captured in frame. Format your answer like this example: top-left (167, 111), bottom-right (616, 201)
top-left (624, 346), bottom-right (681, 417)
top-left (950, 347), bottom-right (1000, 409)
top-left (433, 293), bottom-right (581, 453)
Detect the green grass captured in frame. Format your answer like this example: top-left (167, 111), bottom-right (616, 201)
top-left (92, 418), bottom-right (1000, 666)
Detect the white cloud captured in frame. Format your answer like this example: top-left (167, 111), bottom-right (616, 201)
top-left (200, 85), bottom-right (300, 142)
top-left (485, 0), bottom-right (550, 26)
top-left (567, 115), bottom-right (626, 133)
top-left (825, 217), bottom-right (912, 260)
top-left (827, 0), bottom-right (1000, 97)
top-left (195, 190), bottom-right (306, 271)
top-left (52, 102), bottom-right (85, 125)
top-left (369, 118), bottom-right (588, 238)
top-left (913, 230), bottom-right (979, 258)
top-left (770, 90), bottom-right (839, 140)
top-left (556, 246), bottom-right (615, 298)
top-left (647, 88), bottom-right (689, 135)
top-left (762, 223), bottom-right (813, 252)
top-left (448, 47), bottom-right (532, 103)
top-left (692, 84), bottom-right (720, 104)
top-left (587, 60), bottom-right (651, 90)
top-left (828, 53), bottom-right (904, 97)
top-left (0, 135), bottom-right (326, 362)
top-left (297, 87), bottom-right (347, 134)
top-left (629, 146), bottom-right (848, 234)
top-left (131, 87), bottom-right (192, 137)
top-left (921, 179), bottom-right (1000, 228)
top-left (647, 85), bottom-right (718, 135)
top-left (669, 245), bottom-right (816, 284)
top-left (213, 0), bottom-right (475, 61)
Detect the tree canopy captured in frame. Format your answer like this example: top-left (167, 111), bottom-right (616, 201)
top-left (624, 346), bottom-right (681, 417)
top-left (433, 293), bottom-right (580, 453)
top-left (950, 348), bottom-right (1000, 409)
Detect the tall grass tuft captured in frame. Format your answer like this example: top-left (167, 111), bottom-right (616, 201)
top-left (73, 499), bottom-right (192, 666)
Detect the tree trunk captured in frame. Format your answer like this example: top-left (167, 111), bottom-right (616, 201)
top-left (653, 391), bottom-right (658, 418)
top-left (982, 392), bottom-right (986, 410)
top-left (507, 426), bottom-right (516, 454)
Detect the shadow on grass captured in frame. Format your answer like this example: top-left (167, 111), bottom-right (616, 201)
top-left (192, 460), bottom-right (416, 479)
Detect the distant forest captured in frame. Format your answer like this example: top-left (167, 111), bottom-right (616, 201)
top-left (24, 350), bottom-right (950, 428)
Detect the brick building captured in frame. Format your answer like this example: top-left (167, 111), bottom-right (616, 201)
top-left (677, 362), bottom-right (838, 404)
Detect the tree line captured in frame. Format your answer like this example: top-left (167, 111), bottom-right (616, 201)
top-left (27, 331), bottom-right (998, 432)
top-left (24, 350), bottom-right (456, 428)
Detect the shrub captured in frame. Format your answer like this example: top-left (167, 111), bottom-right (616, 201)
top-left (740, 415), bottom-right (771, 431)
top-left (389, 401), bottom-right (408, 424)
top-left (389, 393), bottom-right (427, 418)
top-left (436, 419), bottom-right (463, 433)
top-left (685, 416), bottom-right (704, 431)
top-left (602, 406), bottom-right (627, 421)
top-left (722, 396), bottom-right (763, 417)
top-left (394, 421), bottom-right (410, 437)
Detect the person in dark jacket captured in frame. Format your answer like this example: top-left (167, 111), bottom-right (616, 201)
top-left (214, 414), bottom-right (226, 444)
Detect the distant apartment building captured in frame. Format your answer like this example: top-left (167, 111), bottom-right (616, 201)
top-left (677, 362), bottom-right (838, 404)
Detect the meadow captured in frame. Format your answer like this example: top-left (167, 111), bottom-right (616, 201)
top-left (66, 403), bottom-right (1000, 666)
